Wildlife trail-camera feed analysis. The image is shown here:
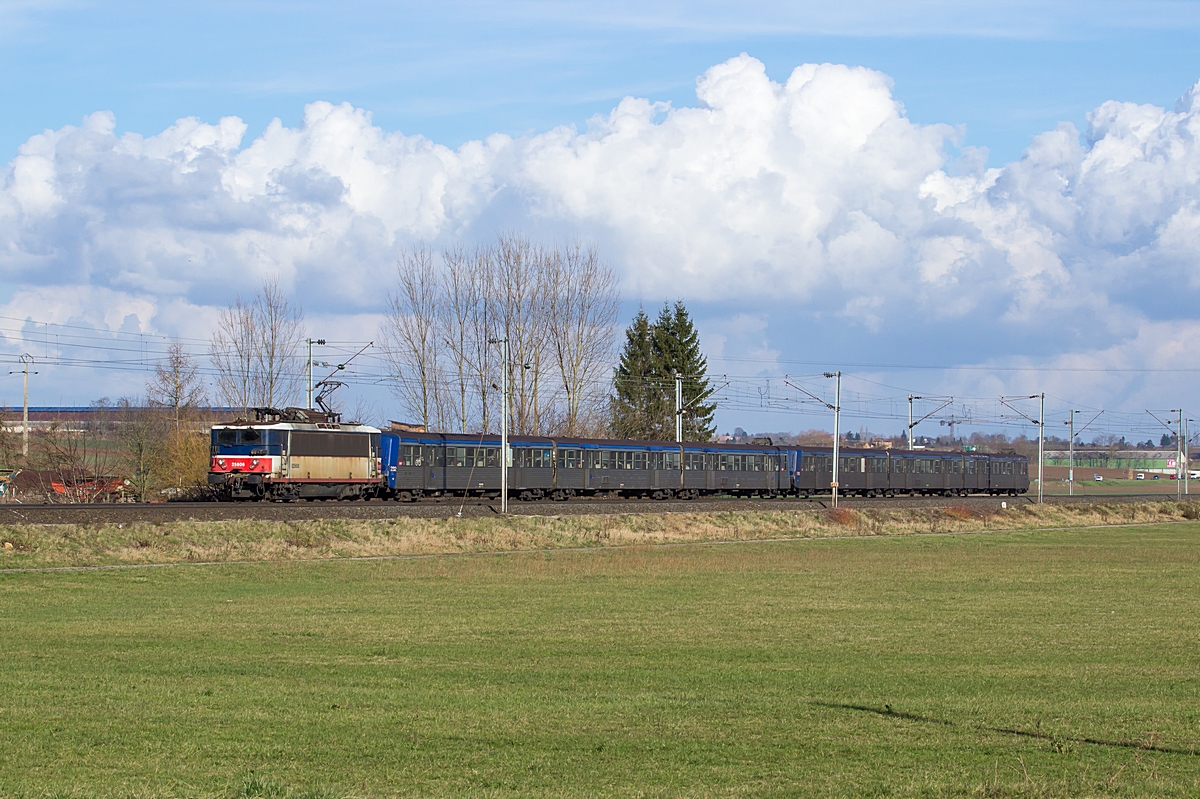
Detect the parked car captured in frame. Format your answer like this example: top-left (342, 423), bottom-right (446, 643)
top-left (1093, 474), bottom-right (1103, 481)
top-left (1136, 473), bottom-right (1145, 480)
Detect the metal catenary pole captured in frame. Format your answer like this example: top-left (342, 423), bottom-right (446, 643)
top-left (487, 337), bottom-right (510, 514)
top-left (675, 372), bottom-right (683, 443)
top-left (305, 338), bottom-right (325, 410)
top-left (1038, 393), bottom-right (1044, 505)
top-left (18, 354), bottom-right (35, 458)
top-left (908, 395), bottom-right (914, 450)
top-left (828, 371), bottom-right (841, 508)
top-left (501, 335), bottom-right (511, 511)
top-left (1067, 411), bottom-right (1077, 497)
top-left (1179, 409), bottom-right (1184, 500)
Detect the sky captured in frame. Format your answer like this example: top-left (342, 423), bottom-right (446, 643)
top-left (2, 0), bottom-right (1200, 441)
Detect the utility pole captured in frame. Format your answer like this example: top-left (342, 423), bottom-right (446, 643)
top-left (11, 355), bottom-right (36, 458)
top-left (907, 395), bottom-right (952, 450)
top-left (782, 373), bottom-right (842, 506)
top-left (908, 395), bottom-right (916, 450)
top-left (675, 372), bottom-right (683, 443)
top-left (826, 371), bottom-right (841, 508)
top-left (1039, 393), bottom-right (1045, 505)
top-left (1066, 411), bottom-right (1079, 497)
top-left (1179, 409), bottom-right (1184, 500)
top-left (306, 338), bottom-right (325, 410)
top-left (999, 393), bottom-right (1044, 504)
top-left (489, 338), bottom-right (509, 514)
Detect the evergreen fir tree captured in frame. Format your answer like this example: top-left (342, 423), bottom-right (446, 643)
top-left (652, 301), bottom-right (716, 441)
top-left (609, 309), bottom-right (661, 439)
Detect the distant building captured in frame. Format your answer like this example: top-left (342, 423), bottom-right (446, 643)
top-left (1043, 449), bottom-right (1186, 473)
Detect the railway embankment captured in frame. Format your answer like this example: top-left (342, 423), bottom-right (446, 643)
top-left (2, 499), bottom-right (1198, 571)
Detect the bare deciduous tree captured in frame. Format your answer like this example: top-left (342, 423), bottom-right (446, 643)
top-left (380, 247), bottom-right (444, 431)
top-left (254, 277), bottom-right (305, 408)
top-left (209, 277), bottom-right (305, 413)
top-left (117, 397), bottom-right (168, 502)
top-left (209, 297), bottom-right (256, 414)
top-left (147, 342), bottom-right (207, 427)
top-left (495, 234), bottom-right (552, 436)
top-left (548, 241), bottom-right (620, 436)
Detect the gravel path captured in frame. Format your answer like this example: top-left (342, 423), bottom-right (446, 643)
top-left (0, 492), bottom-right (1182, 525)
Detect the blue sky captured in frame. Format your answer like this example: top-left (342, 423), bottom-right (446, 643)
top-left (3, 1), bottom-right (1199, 167)
top-left (3, 1), bottom-right (1200, 439)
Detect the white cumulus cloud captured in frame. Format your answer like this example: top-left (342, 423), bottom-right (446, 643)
top-left (2, 54), bottom-right (1200, 416)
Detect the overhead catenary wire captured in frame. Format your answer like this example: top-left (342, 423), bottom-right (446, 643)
top-left (0, 314), bottom-right (1195, 448)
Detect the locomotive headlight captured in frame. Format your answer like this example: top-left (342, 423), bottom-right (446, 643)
top-left (250, 459), bottom-right (259, 468)
top-left (217, 459), bottom-right (226, 469)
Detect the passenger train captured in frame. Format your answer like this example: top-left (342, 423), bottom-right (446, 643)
top-left (207, 408), bottom-right (1030, 502)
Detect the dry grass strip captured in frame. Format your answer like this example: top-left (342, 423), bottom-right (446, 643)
top-left (2, 500), bottom-right (1198, 570)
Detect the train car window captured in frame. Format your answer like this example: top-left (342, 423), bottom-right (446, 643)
top-left (632, 452), bottom-right (647, 470)
top-left (485, 448), bottom-right (499, 467)
top-left (449, 447), bottom-right (466, 468)
top-left (684, 452), bottom-right (703, 470)
top-left (557, 449), bottom-right (581, 469)
top-left (241, 429), bottom-right (261, 443)
top-left (216, 430), bottom-right (238, 445)
top-left (399, 444), bottom-right (423, 467)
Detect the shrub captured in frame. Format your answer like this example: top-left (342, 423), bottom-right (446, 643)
top-left (827, 508), bottom-right (858, 527)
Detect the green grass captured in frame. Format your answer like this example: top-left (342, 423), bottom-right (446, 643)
top-left (2, 525), bottom-right (1199, 797)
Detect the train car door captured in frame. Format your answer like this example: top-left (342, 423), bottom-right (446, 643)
top-left (424, 443), bottom-right (445, 494)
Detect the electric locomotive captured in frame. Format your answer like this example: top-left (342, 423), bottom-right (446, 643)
top-left (208, 408), bottom-right (382, 501)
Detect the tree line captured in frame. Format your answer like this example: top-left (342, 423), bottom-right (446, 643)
top-left (1, 234), bottom-right (720, 500)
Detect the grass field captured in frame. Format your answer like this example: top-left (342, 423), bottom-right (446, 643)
top-left (2, 522), bottom-right (1200, 797)
top-left (1042, 479), bottom-right (1190, 495)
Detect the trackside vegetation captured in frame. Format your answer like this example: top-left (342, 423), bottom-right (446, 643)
top-left (1, 516), bottom-right (1199, 797)
top-left (3, 500), bottom-right (1200, 569)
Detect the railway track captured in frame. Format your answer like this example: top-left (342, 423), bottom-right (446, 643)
top-left (0, 492), bottom-right (1191, 525)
